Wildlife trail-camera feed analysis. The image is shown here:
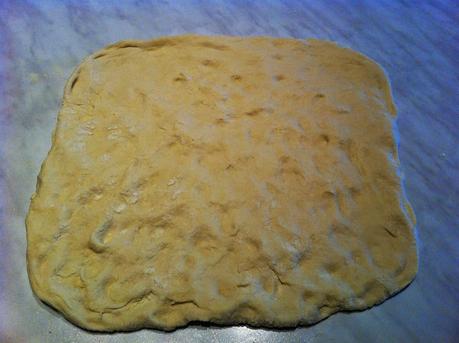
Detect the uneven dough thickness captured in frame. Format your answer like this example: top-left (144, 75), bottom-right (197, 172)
top-left (26, 35), bottom-right (417, 331)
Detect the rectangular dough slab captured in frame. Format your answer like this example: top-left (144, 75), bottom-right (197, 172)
top-left (26, 35), bottom-right (417, 331)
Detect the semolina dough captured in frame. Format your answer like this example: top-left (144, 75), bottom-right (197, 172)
top-left (26, 35), bottom-right (418, 331)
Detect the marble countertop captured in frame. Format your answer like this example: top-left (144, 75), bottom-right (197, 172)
top-left (1, 1), bottom-right (458, 342)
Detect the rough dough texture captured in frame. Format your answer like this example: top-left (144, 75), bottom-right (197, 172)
top-left (26, 35), bottom-right (418, 331)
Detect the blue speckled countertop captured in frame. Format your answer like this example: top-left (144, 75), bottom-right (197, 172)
top-left (1, 1), bottom-right (458, 342)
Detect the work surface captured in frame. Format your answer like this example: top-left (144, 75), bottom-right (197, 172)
top-left (1, 1), bottom-right (458, 342)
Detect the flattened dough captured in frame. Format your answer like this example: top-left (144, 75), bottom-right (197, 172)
top-left (26, 35), bottom-right (418, 331)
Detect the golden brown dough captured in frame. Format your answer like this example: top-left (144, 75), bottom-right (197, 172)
top-left (26, 35), bottom-right (417, 331)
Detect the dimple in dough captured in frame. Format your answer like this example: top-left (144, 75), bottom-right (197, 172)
top-left (26, 35), bottom-right (418, 331)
